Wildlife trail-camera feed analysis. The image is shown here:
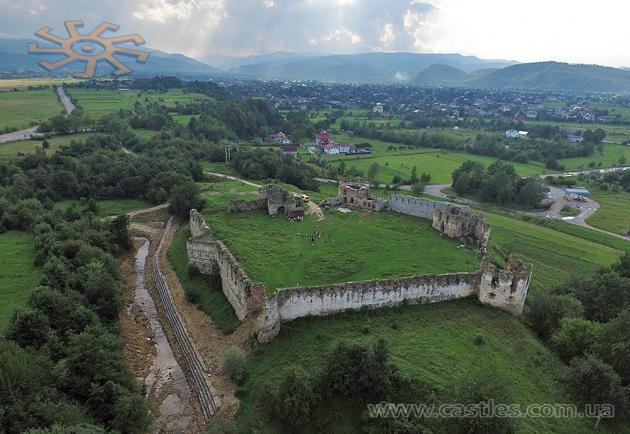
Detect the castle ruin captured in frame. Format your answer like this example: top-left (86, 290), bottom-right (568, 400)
top-left (323, 182), bottom-right (491, 247)
top-left (229, 184), bottom-right (305, 220)
top-left (186, 209), bottom-right (531, 344)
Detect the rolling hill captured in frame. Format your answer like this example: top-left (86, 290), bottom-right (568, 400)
top-left (229, 52), bottom-right (515, 82)
top-left (412, 61), bottom-right (630, 93)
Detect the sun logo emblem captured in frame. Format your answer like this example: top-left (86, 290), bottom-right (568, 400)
top-left (28, 20), bottom-right (149, 78)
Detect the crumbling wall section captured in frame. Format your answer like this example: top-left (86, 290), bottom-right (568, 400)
top-left (256, 272), bottom-right (480, 342)
top-left (478, 256), bottom-right (532, 315)
top-left (187, 210), bottom-right (264, 321)
top-left (387, 194), bottom-right (453, 219)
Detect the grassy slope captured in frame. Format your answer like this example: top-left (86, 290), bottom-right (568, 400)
top-left (167, 224), bottom-right (240, 334)
top-left (200, 181), bottom-right (479, 294)
top-left (235, 299), bottom-right (597, 434)
top-left (559, 143), bottom-right (630, 170)
top-left (0, 133), bottom-right (93, 160)
top-left (587, 188), bottom-right (630, 236)
top-left (486, 212), bottom-right (624, 293)
top-left (0, 231), bottom-right (39, 331)
top-left (0, 88), bottom-right (62, 131)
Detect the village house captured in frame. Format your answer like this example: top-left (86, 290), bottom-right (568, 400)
top-left (323, 143), bottom-right (340, 155)
top-left (315, 130), bottom-right (333, 147)
top-left (281, 144), bottom-right (298, 156)
top-left (265, 132), bottom-right (290, 145)
top-left (568, 134), bottom-right (584, 143)
top-left (372, 103), bottom-right (384, 113)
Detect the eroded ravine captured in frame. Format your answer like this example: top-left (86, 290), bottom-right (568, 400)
top-left (131, 237), bottom-right (196, 433)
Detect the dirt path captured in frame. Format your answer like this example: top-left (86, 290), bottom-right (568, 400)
top-left (206, 171), bottom-right (262, 188)
top-left (306, 201), bottom-right (324, 220)
top-left (56, 86), bottom-right (75, 114)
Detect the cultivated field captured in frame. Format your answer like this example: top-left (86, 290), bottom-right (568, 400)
top-left (235, 299), bottom-right (598, 434)
top-left (199, 180), bottom-right (480, 294)
top-left (0, 88), bottom-right (62, 131)
top-left (65, 88), bottom-right (209, 118)
top-left (0, 231), bottom-right (40, 331)
top-left (0, 78), bottom-right (78, 90)
top-left (54, 198), bottom-right (155, 217)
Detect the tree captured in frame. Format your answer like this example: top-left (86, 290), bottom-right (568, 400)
top-left (410, 166), bottom-right (419, 184)
top-left (169, 180), bottom-right (205, 218)
top-left (110, 215), bottom-right (131, 250)
top-left (446, 371), bottom-right (516, 434)
top-left (516, 179), bottom-right (548, 207)
top-left (368, 163), bottom-right (380, 184)
top-left (268, 366), bottom-right (319, 429)
top-left (596, 309), bottom-right (630, 384)
top-left (613, 251), bottom-right (630, 278)
top-left (323, 340), bottom-right (396, 401)
top-left (572, 271), bottom-right (630, 322)
top-left (79, 260), bottom-right (123, 323)
top-left (525, 293), bottom-right (583, 340)
top-left (551, 317), bottom-right (602, 362)
top-left (567, 355), bottom-right (623, 405)
top-left (6, 307), bottom-right (52, 349)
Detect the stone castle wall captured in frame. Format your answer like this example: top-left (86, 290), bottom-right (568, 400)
top-left (387, 194), bottom-right (491, 246)
top-left (187, 237), bottom-right (263, 321)
top-left (255, 257), bottom-right (530, 342)
top-left (387, 194), bottom-right (455, 219)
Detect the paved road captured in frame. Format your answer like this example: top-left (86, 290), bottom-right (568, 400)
top-left (56, 86), bottom-right (75, 114)
top-left (0, 126), bottom-right (41, 144)
top-left (0, 85), bottom-right (74, 145)
top-left (423, 183), bottom-right (629, 241)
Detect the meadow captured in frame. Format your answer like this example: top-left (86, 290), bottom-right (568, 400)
top-left (0, 231), bottom-right (40, 331)
top-left (54, 198), bottom-right (154, 216)
top-left (199, 180), bottom-right (480, 294)
top-left (325, 137), bottom-right (545, 184)
top-left (559, 143), bottom-right (630, 170)
top-left (485, 211), bottom-right (625, 293)
top-left (65, 88), bottom-right (209, 118)
top-left (234, 299), bottom-right (601, 434)
top-left (586, 187), bottom-right (630, 236)
top-left (0, 132), bottom-right (93, 160)
top-left (0, 88), bottom-right (62, 131)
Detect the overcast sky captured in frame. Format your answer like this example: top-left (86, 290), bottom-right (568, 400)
top-left (1, 0), bottom-right (629, 66)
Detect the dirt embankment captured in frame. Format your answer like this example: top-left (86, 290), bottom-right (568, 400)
top-left (119, 207), bottom-right (256, 431)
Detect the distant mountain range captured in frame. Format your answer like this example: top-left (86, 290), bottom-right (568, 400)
top-left (0, 38), bottom-right (220, 76)
top-left (3, 37), bottom-right (630, 93)
top-left (222, 52), bottom-right (516, 83)
top-left (413, 61), bottom-right (630, 93)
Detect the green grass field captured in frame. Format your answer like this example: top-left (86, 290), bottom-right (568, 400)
top-left (65, 88), bottom-right (209, 119)
top-left (587, 188), bottom-right (630, 236)
top-left (168, 224), bottom-right (241, 334)
top-left (0, 133), bottom-right (93, 160)
top-left (0, 231), bottom-right (39, 331)
top-left (0, 88), bottom-right (63, 131)
top-left (325, 141), bottom-right (545, 184)
top-left (559, 143), bottom-right (630, 170)
top-left (234, 299), bottom-right (600, 434)
top-left (54, 198), bottom-right (154, 217)
top-left (486, 212), bottom-right (624, 293)
top-left (200, 180), bottom-right (479, 294)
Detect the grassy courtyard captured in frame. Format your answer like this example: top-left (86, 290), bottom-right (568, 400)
top-left (199, 180), bottom-right (480, 294)
top-left (0, 88), bottom-right (63, 131)
top-left (0, 231), bottom-right (40, 331)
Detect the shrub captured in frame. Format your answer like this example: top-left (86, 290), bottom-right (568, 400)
top-left (551, 317), bottom-right (602, 362)
top-left (567, 355), bottom-right (623, 405)
top-left (222, 346), bottom-right (246, 384)
top-left (268, 366), bottom-right (319, 429)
